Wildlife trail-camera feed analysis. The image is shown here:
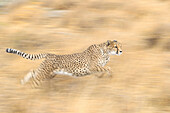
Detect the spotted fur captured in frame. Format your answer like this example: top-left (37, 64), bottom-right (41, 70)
top-left (6, 40), bottom-right (122, 86)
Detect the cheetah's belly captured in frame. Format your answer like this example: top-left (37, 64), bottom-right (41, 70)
top-left (53, 69), bottom-right (73, 76)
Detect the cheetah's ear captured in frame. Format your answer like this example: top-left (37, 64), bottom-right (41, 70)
top-left (106, 40), bottom-right (111, 46)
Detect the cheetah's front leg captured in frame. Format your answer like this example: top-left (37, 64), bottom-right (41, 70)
top-left (90, 65), bottom-right (112, 78)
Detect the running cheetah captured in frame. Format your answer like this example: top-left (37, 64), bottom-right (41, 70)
top-left (6, 40), bottom-right (122, 85)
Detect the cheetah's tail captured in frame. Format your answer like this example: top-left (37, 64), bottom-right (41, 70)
top-left (6, 48), bottom-right (47, 60)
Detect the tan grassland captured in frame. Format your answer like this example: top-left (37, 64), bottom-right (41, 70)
top-left (0, 0), bottom-right (170, 113)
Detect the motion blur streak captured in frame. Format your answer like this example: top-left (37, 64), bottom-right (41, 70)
top-left (0, 0), bottom-right (170, 113)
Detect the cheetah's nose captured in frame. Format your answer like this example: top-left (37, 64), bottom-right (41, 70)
top-left (120, 51), bottom-right (122, 54)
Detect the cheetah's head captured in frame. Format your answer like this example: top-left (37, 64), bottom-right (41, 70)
top-left (106, 40), bottom-right (122, 55)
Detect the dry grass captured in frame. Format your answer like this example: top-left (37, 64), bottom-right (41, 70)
top-left (0, 0), bottom-right (170, 113)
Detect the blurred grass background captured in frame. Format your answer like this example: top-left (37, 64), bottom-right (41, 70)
top-left (0, 0), bottom-right (170, 113)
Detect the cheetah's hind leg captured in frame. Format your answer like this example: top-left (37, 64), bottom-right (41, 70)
top-left (21, 69), bottom-right (42, 87)
top-left (21, 69), bottom-right (55, 87)
top-left (21, 69), bottom-right (35, 85)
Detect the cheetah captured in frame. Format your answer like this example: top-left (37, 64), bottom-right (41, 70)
top-left (6, 40), bottom-right (122, 85)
